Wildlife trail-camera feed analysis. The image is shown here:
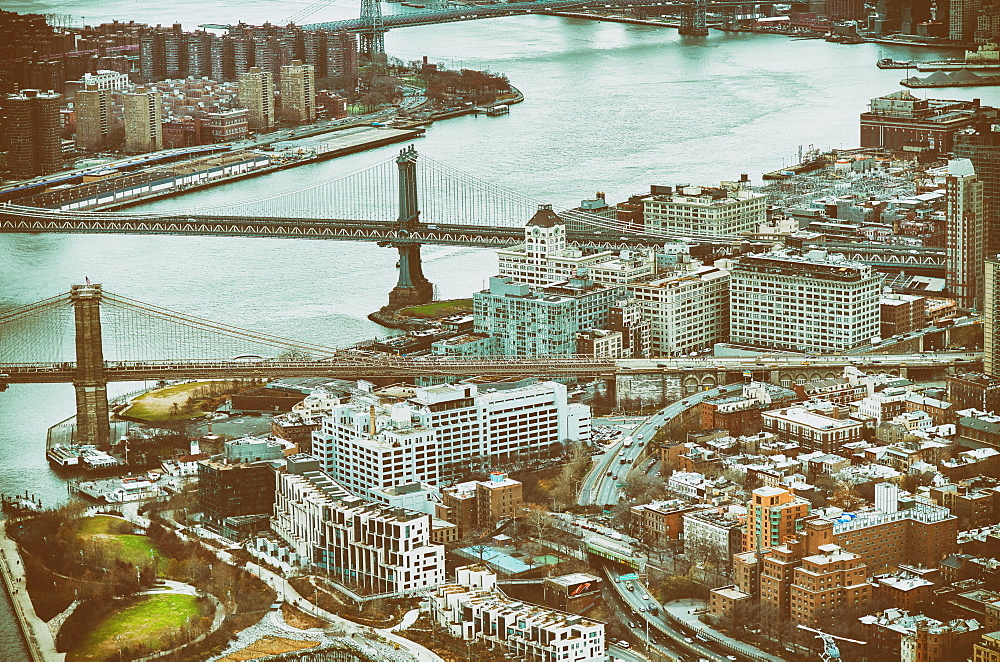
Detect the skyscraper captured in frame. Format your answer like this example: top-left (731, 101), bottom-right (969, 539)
top-left (238, 67), bottom-right (274, 131)
top-left (986, 256), bottom-right (1000, 377)
top-left (3, 89), bottom-right (62, 177)
top-left (954, 128), bottom-right (1000, 258)
top-left (123, 87), bottom-right (162, 154)
top-left (74, 83), bottom-right (112, 150)
top-left (945, 158), bottom-right (986, 310)
top-left (279, 60), bottom-right (316, 124)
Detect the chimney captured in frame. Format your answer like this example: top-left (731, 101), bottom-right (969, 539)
top-left (369, 404), bottom-right (376, 436)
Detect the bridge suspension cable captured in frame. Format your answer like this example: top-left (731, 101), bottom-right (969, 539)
top-left (0, 293), bottom-right (75, 364)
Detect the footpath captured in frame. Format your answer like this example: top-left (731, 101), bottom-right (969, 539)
top-left (0, 520), bottom-right (65, 662)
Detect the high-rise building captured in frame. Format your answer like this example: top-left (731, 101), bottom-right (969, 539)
top-left (279, 59), bottom-right (316, 124)
top-left (952, 0), bottom-right (983, 42)
top-left (744, 486), bottom-right (811, 552)
top-left (955, 128), bottom-right (1000, 259)
top-left (945, 158), bottom-right (986, 309)
top-left (74, 83), bottom-right (112, 150)
top-left (641, 184), bottom-right (766, 237)
top-left (627, 262), bottom-right (730, 356)
top-left (238, 66), bottom-right (274, 131)
top-left (729, 249), bottom-right (881, 353)
top-left (827, 0), bottom-right (866, 20)
top-left (3, 89), bottom-right (62, 177)
top-left (986, 256), bottom-right (1000, 377)
top-left (123, 86), bottom-right (162, 153)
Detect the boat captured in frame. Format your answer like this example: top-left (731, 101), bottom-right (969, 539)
top-left (901, 69), bottom-right (1000, 87)
top-left (876, 58), bottom-right (914, 69)
top-left (915, 60), bottom-right (1000, 71)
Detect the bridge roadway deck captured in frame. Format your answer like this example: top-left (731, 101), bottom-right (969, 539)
top-left (0, 353), bottom-right (981, 386)
top-left (0, 209), bottom-right (717, 248)
top-left (305, 0), bottom-right (788, 32)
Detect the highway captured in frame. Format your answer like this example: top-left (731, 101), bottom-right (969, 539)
top-left (579, 384), bottom-right (744, 506)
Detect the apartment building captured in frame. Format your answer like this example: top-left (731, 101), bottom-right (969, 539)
top-left (74, 84), bottom-right (113, 149)
top-left (431, 566), bottom-right (606, 662)
top-left (987, 256), bottom-right (999, 378)
top-left (279, 59), bottom-right (315, 124)
top-left (683, 508), bottom-right (745, 573)
top-left (238, 66), bottom-right (274, 130)
top-left (744, 485), bottom-right (811, 552)
top-left (5, 89), bottom-right (63, 177)
top-left (761, 407), bottom-right (863, 453)
top-left (439, 473), bottom-right (523, 537)
top-left (272, 455), bottom-right (444, 594)
top-left (312, 381), bottom-right (589, 495)
top-left (123, 86), bottom-right (163, 153)
top-left (945, 159), bottom-right (986, 310)
top-left (641, 184), bottom-right (766, 237)
top-left (473, 275), bottom-right (625, 357)
top-left (788, 544), bottom-right (870, 625)
top-left (629, 499), bottom-right (702, 546)
top-left (730, 249), bottom-right (880, 353)
top-left (628, 262), bottom-right (730, 356)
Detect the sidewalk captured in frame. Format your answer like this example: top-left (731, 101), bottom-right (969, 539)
top-left (662, 599), bottom-right (785, 662)
top-left (0, 522), bottom-right (65, 661)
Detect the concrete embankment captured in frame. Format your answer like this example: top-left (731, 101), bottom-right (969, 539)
top-left (0, 521), bottom-right (64, 661)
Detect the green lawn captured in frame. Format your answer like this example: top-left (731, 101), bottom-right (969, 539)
top-left (400, 299), bottom-right (472, 319)
top-left (78, 517), bottom-right (167, 574)
top-left (120, 380), bottom-right (216, 421)
top-left (69, 594), bottom-right (201, 661)
top-left (77, 515), bottom-right (132, 536)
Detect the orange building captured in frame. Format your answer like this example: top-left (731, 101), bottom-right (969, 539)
top-left (743, 486), bottom-right (811, 552)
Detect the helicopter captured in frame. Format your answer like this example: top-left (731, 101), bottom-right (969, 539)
top-left (797, 625), bottom-right (867, 662)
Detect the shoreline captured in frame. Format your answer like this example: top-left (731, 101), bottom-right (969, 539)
top-left (0, 520), bottom-right (63, 662)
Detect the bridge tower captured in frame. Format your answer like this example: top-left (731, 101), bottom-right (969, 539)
top-left (678, 0), bottom-right (708, 36)
top-left (389, 146), bottom-right (434, 307)
top-left (359, 0), bottom-right (386, 58)
top-left (71, 283), bottom-right (111, 449)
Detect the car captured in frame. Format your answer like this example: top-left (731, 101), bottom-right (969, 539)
top-left (627, 621), bottom-right (636, 628)
top-left (726, 657), bottom-right (737, 661)
top-left (625, 582), bottom-right (634, 591)
top-left (606, 471), bottom-right (613, 477)
top-left (613, 474), bottom-right (619, 480)
top-left (618, 640), bottom-right (630, 648)
top-left (641, 593), bottom-right (649, 600)
top-left (683, 637), bottom-right (694, 644)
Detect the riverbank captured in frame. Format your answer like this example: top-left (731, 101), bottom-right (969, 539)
top-left (0, 520), bottom-right (63, 662)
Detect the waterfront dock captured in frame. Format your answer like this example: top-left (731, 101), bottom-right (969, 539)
top-left (0, 521), bottom-right (64, 661)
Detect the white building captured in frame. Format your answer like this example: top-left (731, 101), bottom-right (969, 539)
top-left (431, 566), bottom-right (606, 662)
top-left (628, 262), bottom-right (730, 356)
top-left (497, 204), bottom-right (655, 287)
top-left (312, 381), bottom-right (591, 495)
top-left (272, 455), bottom-right (444, 595)
top-left (729, 249), bottom-right (881, 353)
top-left (642, 184), bottom-right (767, 237)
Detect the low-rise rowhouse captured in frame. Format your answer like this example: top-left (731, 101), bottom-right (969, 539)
top-left (431, 565), bottom-right (606, 662)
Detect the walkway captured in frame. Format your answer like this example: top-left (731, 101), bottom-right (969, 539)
top-left (662, 599), bottom-right (785, 662)
top-left (245, 561), bottom-right (443, 662)
top-left (0, 521), bottom-right (65, 661)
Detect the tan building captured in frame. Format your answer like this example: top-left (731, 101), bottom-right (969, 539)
top-left (743, 486), bottom-right (811, 552)
top-left (761, 406), bottom-right (862, 454)
top-left (987, 257), bottom-right (1000, 378)
top-left (475, 472), bottom-right (522, 529)
top-left (123, 87), bottom-right (162, 154)
top-left (788, 544), bottom-right (870, 625)
top-left (239, 67), bottom-right (274, 131)
top-left (945, 158), bottom-right (986, 310)
top-left (974, 630), bottom-right (1000, 662)
top-left (279, 59), bottom-right (316, 124)
top-left (74, 84), bottom-right (112, 150)
top-left (708, 585), bottom-right (752, 619)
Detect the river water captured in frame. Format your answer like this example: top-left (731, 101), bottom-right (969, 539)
top-left (0, 1), bottom-right (991, 656)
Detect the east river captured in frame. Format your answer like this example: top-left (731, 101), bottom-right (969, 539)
top-left (0, 0), bottom-right (995, 655)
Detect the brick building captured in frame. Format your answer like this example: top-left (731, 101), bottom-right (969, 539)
top-left (860, 91), bottom-right (998, 155)
top-left (789, 544), bottom-right (870, 625)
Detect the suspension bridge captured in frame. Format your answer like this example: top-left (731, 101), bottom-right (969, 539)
top-left (0, 283), bottom-right (619, 448)
top-left (299, 0), bottom-right (798, 55)
top-left (1, 146), bottom-right (739, 307)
